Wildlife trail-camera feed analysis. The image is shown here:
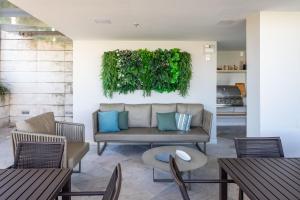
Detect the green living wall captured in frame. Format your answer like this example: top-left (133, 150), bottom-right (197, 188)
top-left (101, 48), bottom-right (192, 97)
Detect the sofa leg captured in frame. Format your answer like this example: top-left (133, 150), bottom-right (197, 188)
top-left (72, 161), bottom-right (81, 173)
top-left (97, 142), bottom-right (107, 156)
top-left (195, 142), bottom-right (207, 154)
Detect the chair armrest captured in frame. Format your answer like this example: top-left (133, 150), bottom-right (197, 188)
top-left (59, 191), bottom-right (105, 197)
top-left (55, 121), bottom-right (85, 142)
top-left (203, 109), bottom-right (213, 137)
top-left (11, 130), bottom-right (68, 168)
top-left (92, 109), bottom-right (100, 138)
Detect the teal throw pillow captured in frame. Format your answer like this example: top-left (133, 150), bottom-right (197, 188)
top-left (118, 111), bottom-right (128, 130)
top-left (98, 111), bottom-right (120, 133)
top-left (157, 112), bottom-right (177, 131)
top-left (175, 112), bottom-right (192, 131)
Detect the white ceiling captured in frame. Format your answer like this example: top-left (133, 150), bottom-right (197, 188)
top-left (9, 0), bottom-right (300, 50)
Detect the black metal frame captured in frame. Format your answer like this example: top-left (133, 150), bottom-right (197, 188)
top-left (97, 141), bottom-right (207, 156)
top-left (72, 161), bottom-right (81, 173)
top-left (169, 156), bottom-right (234, 200)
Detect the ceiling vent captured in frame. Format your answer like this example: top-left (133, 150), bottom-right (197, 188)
top-left (94, 18), bottom-right (112, 24)
top-left (217, 20), bottom-right (240, 26)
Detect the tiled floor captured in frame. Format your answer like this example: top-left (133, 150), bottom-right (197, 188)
top-left (0, 127), bottom-right (246, 200)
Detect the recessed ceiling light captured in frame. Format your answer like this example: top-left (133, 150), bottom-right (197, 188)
top-left (133, 23), bottom-right (141, 28)
top-left (94, 18), bottom-right (112, 24)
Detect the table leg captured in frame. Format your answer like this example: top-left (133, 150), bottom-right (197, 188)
top-left (187, 171), bottom-right (191, 190)
top-left (219, 167), bottom-right (228, 200)
top-left (62, 177), bottom-right (71, 200)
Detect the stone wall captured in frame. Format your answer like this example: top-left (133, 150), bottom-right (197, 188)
top-left (0, 31), bottom-right (73, 125)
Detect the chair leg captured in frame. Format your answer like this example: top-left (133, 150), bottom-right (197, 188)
top-left (72, 161), bottom-right (81, 173)
top-left (239, 189), bottom-right (244, 200)
top-left (195, 142), bottom-right (207, 154)
top-left (97, 142), bottom-right (107, 156)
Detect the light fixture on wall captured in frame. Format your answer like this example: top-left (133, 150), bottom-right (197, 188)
top-left (51, 28), bottom-right (56, 32)
top-left (11, 17), bottom-right (17, 25)
top-left (204, 44), bottom-right (215, 62)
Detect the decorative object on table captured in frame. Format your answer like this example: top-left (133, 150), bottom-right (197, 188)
top-left (101, 48), bottom-right (192, 98)
top-left (175, 150), bottom-right (191, 162)
top-left (98, 111), bottom-right (120, 132)
top-left (155, 152), bottom-right (174, 163)
top-left (175, 113), bottom-right (192, 131)
top-left (118, 111), bottom-right (128, 130)
top-left (157, 112), bottom-right (178, 131)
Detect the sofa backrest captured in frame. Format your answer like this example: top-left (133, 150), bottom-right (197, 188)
top-left (99, 103), bottom-right (204, 128)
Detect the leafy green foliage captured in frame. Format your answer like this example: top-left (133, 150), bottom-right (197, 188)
top-left (101, 48), bottom-right (192, 97)
top-left (0, 83), bottom-right (9, 101)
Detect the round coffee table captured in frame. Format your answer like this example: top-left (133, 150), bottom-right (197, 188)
top-left (142, 146), bottom-right (207, 185)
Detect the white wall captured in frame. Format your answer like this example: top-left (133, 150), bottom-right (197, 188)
top-left (246, 13), bottom-right (261, 137)
top-left (247, 12), bottom-right (300, 157)
top-left (73, 41), bottom-right (217, 142)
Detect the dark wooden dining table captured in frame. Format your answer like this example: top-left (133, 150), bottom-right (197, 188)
top-left (0, 168), bottom-right (72, 200)
top-left (218, 158), bottom-right (300, 200)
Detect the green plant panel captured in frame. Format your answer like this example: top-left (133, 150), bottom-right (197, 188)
top-left (101, 48), bottom-right (192, 98)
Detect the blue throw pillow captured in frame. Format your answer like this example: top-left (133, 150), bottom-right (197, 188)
top-left (98, 111), bottom-right (120, 133)
top-left (175, 113), bottom-right (192, 131)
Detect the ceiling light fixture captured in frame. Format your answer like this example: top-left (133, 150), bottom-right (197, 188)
top-left (133, 23), bottom-right (141, 28)
top-left (11, 17), bottom-right (16, 25)
top-left (51, 28), bottom-right (56, 31)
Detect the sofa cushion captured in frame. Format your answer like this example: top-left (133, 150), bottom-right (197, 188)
top-left (125, 104), bottom-right (151, 127)
top-left (100, 103), bottom-right (124, 112)
top-left (118, 111), bottom-right (129, 130)
top-left (94, 127), bottom-right (209, 142)
top-left (157, 112), bottom-right (177, 131)
top-left (98, 111), bottom-right (120, 133)
top-left (15, 112), bottom-right (56, 135)
top-left (67, 142), bottom-right (89, 168)
top-left (151, 104), bottom-right (176, 127)
top-left (177, 104), bottom-right (204, 127)
top-left (175, 112), bottom-right (192, 131)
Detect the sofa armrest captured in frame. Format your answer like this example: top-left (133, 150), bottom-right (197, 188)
top-left (55, 121), bottom-right (85, 143)
top-left (92, 109), bottom-right (100, 139)
top-left (203, 109), bottom-right (213, 137)
top-left (11, 130), bottom-right (68, 168)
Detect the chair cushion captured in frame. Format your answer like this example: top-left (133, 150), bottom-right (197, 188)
top-left (67, 142), bottom-right (89, 168)
top-left (157, 112), bottom-right (177, 131)
top-left (15, 112), bottom-right (56, 135)
top-left (177, 104), bottom-right (204, 127)
top-left (175, 113), bottom-right (192, 131)
top-left (118, 111), bottom-right (128, 130)
top-left (125, 104), bottom-right (151, 127)
top-left (151, 104), bottom-right (176, 127)
top-left (98, 111), bottom-right (120, 133)
top-left (100, 103), bottom-right (124, 112)
top-left (94, 127), bottom-right (209, 142)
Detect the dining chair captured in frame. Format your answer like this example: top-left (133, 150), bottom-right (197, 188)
top-left (169, 156), bottom-right (234, 200)
top-left (234, 137), bottom-right (284, 200)
top-left (59, 163), bottom-right (122, 200)
top-left (12, 142), bottom-right (65, 169)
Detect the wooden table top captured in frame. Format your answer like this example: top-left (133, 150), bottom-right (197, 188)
top-left (219, 158), bottom-right (300, 200)
top-left (0, 168), bottom-right (72, 200)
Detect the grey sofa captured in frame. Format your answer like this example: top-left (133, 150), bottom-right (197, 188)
top-left (93, 103), bottom-right (213, 155)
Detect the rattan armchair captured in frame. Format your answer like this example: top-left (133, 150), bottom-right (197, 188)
top-left (12, 118), bottom-right (89, 172)
top-left (12, 142), bottom-right (65, 169)
top-left (59, 163), bottom-right (122, 200)
top-left (234, 137), bottom-right (284, 200)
